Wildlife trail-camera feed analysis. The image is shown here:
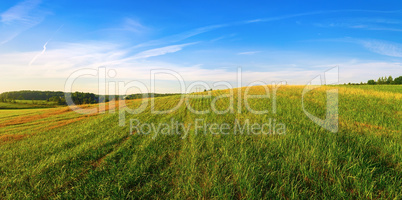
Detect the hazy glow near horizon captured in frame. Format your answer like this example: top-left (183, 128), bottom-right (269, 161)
top-left (0, 0), bottom-right (401, 94)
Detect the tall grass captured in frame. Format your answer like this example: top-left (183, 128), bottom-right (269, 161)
top-left (0, 85), bottom-right (401, 199)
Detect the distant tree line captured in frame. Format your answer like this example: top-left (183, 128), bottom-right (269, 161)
top-left (0, 90), bottom-right (179, 105)
top-left (0, 91), bottom-right (105, 105)
top-left (366, 76), bottom-right (402, 85)
top-left (124, 93), bottom-right (179, 100)
top-left (345, 75), bottom-right (402, 85)
top-left (0, 91), bottom-right (65, 101)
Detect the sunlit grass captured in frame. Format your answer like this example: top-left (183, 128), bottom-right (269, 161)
top-left (0, 85), bottom-right (401, 199)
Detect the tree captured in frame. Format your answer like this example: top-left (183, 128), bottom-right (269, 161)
top-left (367, 80), bottom-right (376, 85)
top-left (387, 76), bottom-right (393, 84)
top-left (49, 96), bottom-right (66, 105)
top-left (394, 76), bottom-right (402, 84)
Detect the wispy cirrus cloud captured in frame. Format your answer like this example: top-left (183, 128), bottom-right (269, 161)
top-left (122, 9), bottom-right (402, 55)
top-left (29, 25), bottom-right (63, 66)
top-left (129, 11), bottom-right (321, 49)
top-left (313, 12), bottom-right (402, 32)
top-left (361, 40), bottom-right (402, 57)
top-left (97, 17), bottom-right (149, 34)
top-left (3, 8), bottom-right (402, 93)
top-left (28, 41), bottom-right (48, 66)
top-left (122, 18), bottom-right (147, 33)
top-left (1, 0), bottom-right (41, 24)
top-left (132, 24), bottom-right (225, 49)
top-left (314, 21), bottom-right (402, 32)
top-left (91, 42), bottom-right (199, 67)
top-left (303, 37), bottom-right (402, 58)
top-left (131, 42), bottom-right (197, 59)
top-left (242, 9), bottom-right (402, 25)
top-left (1, 38), bottom-right (401, 94)
top-left (238, 51), bottom-right (260, 55)
top-left (131, 11), bottom-right (341, 49)
top-left (0, 0), bottom-right (47, 45)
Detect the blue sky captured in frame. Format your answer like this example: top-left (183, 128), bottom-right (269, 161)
top-left (0, 0), bottom-right (402, 93)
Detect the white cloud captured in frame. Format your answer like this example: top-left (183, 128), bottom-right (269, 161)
top-left (0, 0), bottom-right (46, 45)
top-left (238, 51), bottom-right (260, 55)
top-left (361, 40), bottom-right (402, 57)
top-left (132, 24), bottom-right (226, 49)
top-left (314, 21), bottom-right (402, 32)
top-left (1, 40), bottom-right (401, 94)
top-left (98, 18), bottom-right (148, 34)
top-left (29, 41), bottom-right (48, 66)
top-left (1, 0), bottom-right (41, 24)
top-left (306, 38), bottom-right (402, 58)
top-left (130, 42), bottom-right (197, 60)
top-left (2, 9), bottom-right (402, 92)
top-left (0, 41), bottom-right (198, 81)
top-left (122, 18), bottom-right (147, 33)
top-left (127, 10), bottom-right (402, 52)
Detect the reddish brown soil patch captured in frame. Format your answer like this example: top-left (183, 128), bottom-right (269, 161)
top-left (0, 108), bottom-right (72, 128)
top-left (45, 117), bottom-right (87, 131)
top-left (0, 134), bottom-right (27, 143)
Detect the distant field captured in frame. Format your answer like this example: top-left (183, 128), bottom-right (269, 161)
top-left (0, 85), bottom-right (401, 199)
top-left (14, 100), bottom-right (58, 105)
top-left (338, 84), bottom-right (402, 93)
top-left (0, 101), bottom-right (58, 109)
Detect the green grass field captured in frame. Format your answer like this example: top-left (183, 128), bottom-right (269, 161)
top-left (0, 85), bottom-right (401, 199)
top-left (338, 84), bottom-right (402, 93)
top-left (14, 100), bottom-right (58, 104)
